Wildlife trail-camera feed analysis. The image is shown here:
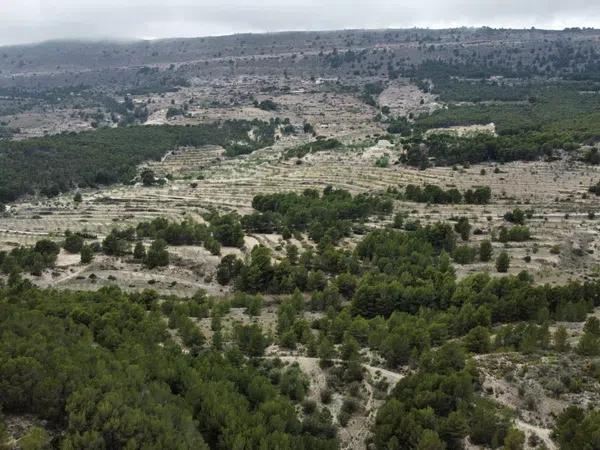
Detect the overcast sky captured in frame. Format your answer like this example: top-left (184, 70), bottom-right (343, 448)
top-left (1, 0), bottom-right (599, 46)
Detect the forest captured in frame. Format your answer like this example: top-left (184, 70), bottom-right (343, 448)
top-left (0, 282), bottom-right (339, 449)
top-left (402, 184), bottom-right (491, 205)
top-left (0, 120), bottom-right (276, 202)
top-left (244, 187), bottom-right (393, 244)
top-left (2, 215), bottom-right (600, 448)
top-left (398, 62), bottom-right (600, 167)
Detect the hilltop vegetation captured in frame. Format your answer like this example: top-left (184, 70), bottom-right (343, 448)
top-left (406, 71), bottom-right (600, 166)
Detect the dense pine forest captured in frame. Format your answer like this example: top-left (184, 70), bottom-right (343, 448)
top-left (0, 120), bottom-right (275, 202)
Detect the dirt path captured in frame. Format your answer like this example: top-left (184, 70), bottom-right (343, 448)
top-left (0, 228), bottom-right (51, 236)
top-left (263, 354), bottom-right (404, 449)
top-left (515, 419), bottom-right (556, 450)
top-left (264, 355), bottom-right (404, 384)
top-left (46, 265), bottom-right (87, 285)
top-left (477, 363), bottom-right (558, 450)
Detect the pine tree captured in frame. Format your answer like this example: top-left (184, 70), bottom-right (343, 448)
top-left (554, 325), bottom-right (570, 352)
top-left (133, 242), bottom-right (146, 260)
top-left (80, 245), bottom-right (94, 264)
top-left (146, 239), bottom-right (169, 268)
top-left (479, 239), bottom-right (493, 262)
top-left (496, 251), bottom-right (510, 272)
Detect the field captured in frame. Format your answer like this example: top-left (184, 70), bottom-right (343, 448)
top-left (3, 130), bottom-right (600, 294)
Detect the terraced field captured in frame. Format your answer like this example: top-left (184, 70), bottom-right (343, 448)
top-left (2, 130), bottom-right (600, 296)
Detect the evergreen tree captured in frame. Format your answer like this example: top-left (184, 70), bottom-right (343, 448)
top-left (454, 217), bottom-right (471, 241)
top-left (146, 239), bottom-right (169, 268)
top-left (503, 427), bottom-right (525, 450)
top-left (553, 325), bottom-right (570, 352)
top-left (496, 251), bottom-right (510, 273)
top-left (64, 232), bottom-right (84, 253)
top-left (134, 242), bottom-right (147, 260)
top-left (479, 239), bottom-right (493, 262)
top-left (80, 245), bottom-right (94, 264)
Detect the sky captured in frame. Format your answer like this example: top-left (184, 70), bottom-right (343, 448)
top-left (1, 0), bottom-right (599, 46)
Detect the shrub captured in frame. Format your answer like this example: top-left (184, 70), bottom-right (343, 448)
top-left (320, 388), bottom-right (333, 404)
top-left (504, 208), bottom-right (525, 224)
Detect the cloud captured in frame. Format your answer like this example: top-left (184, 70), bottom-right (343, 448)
top-left (0, 0), bottom-right (598, 46)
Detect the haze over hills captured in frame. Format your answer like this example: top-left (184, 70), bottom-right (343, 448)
top-left (1, 27), bottom-right (600, 87)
